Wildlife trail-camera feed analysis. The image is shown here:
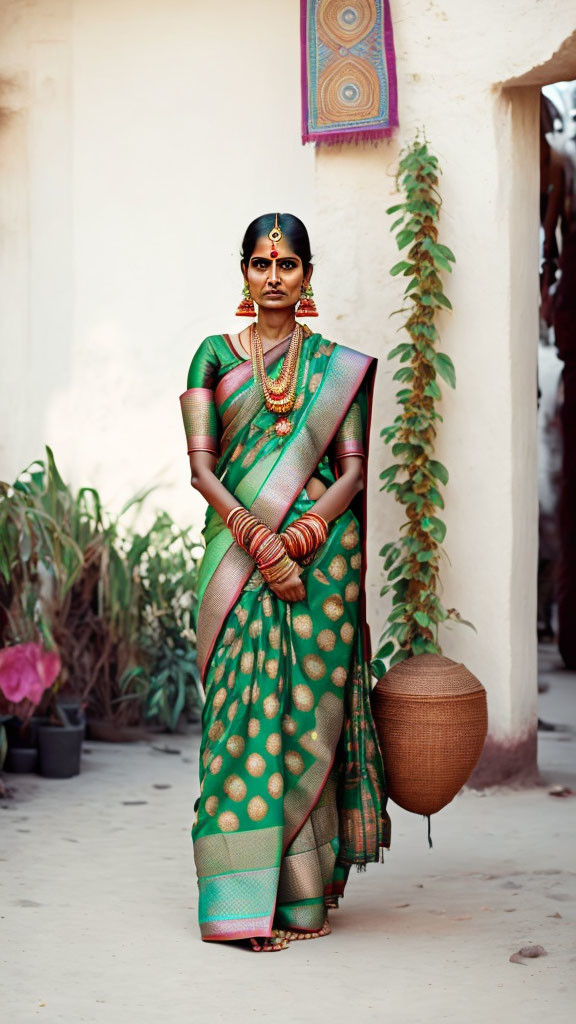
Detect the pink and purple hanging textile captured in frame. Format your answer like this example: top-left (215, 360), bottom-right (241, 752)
top-left (301, 0), bottom-right (398, 145)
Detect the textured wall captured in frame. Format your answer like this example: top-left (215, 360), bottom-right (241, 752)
top-left (0, 0), bottom-right (315, 529)
top-left (313, 1), bottom-right (576, 782)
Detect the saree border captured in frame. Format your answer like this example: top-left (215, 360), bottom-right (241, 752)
top-left (196, 344), bottom-right (375, 680)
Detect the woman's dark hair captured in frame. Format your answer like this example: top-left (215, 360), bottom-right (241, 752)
top-left (241, 213), bottom-right (312, 271)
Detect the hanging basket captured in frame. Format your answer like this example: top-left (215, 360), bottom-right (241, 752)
top-left (371, 653), bottom-right (488, 816)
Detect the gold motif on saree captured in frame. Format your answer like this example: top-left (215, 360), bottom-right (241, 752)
top-left (208, 721), bottom-right (225, 741)
top-left (322, 595), bottom-right (344, 621)
top-left (331, 666), bottom-right (348, 687)
top-left (341, 525), bottom-right (359, 549)
top-left (205, 795), bottom-right (219, 817)
top-left (248, 618), bottom-right (262, 638)
top-left (235, 607), bottom-right (248, 626)
top-left (282, 714), bottom-right (298, 735)
top-left (293, 613), bottom-right (313, 638)
top-left (265, 732), bottom-right (282, 755)
top-left (263, 693), bottom-right (280, 718)
top-left (340, 622), bottom-right (354, 644)
top-left (240, 651), bottom-right (254, 674)
top-left (247, 718), bottom-right (260, 737)
top-left (350, 552), bottom-right (362, 569)
top-left (247, 796), bottom-right (268, 821)
top-left (223, 775), bottom-right (247, 802)
top-left (217, 810), bottom-right (239, 832)
top-left (226, 735), bottom-right (245, 758)
top-left (241, 685), bottom-right (251, 705)
top-left (264, 659), bottom-right (279, 680)
top-left (246, 753), bottom-right (266, 777)
top-left (284, 750), bottom-right (305, 776)
top-left (303, 654), bottom-right (326, 681)
top-left (345, 582), bottom-right (359, 601)
top-left (209, 755), bottom-right (223, 774)
top-left (293, 683), bottom-right (315, 711)
top-left (328, 555), bottom-right (347, 580)
top-left (317, 628), bottom-right (337, 652)
top-left (227, 699), bottom-right (238, 722)
top-left (312, 568), bottom-right (331, 586)
top-left (213, 688), bottom-right (227, 710)
top-left (267, 773), bottom-right (284, 798)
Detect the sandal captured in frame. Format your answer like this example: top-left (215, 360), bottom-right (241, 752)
top-left (284, 918), bottom-right (331, 942)
top-left (249, 930), bottom-right (290, 952)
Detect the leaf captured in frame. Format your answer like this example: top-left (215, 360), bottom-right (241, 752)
top-left (427, 460), bottom-right (449, 485)
top-left (371, 659), bottom-right (387, 679)
top-left (435, 243), bottom-right (456, 262)
top-left (376, 641), bottom-right (395, 660)
top-left (417, 550), bottom-right (436, 563)
top-left (396, 229), bottom-right (415, 250)
top-left (389, 648), bottom-right (410, 667)
top-left (379, 464), bottom-right (400, 484)
top-left (433, 352), bottom-right (456, 389)
top-left (433, 291), bottom-right (453, 310)
top-left (390, 261), bottom-right (411, 277)
top-left (414, 610), bottom-right (430, 627)
top-left (386, 203), bottom-right (404, 215)
top-left (393, 366), bottom-right (414, 383)
top-left (388, 342), bottom-right (412, 360)
top-left (424, 380), bottom-right (442, 400)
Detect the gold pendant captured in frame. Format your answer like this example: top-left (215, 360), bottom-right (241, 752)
top-left (275, 416), bottom-right (292, 438)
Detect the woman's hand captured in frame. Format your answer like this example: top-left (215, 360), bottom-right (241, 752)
top-left (268, 568), bottom-right (305, 603)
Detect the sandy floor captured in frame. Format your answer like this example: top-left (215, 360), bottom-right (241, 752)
top-left (1, 646), bottom-right (575, 1024)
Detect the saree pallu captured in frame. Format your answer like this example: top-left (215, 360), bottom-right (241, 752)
top-left (181, 330), bottom-right (390, 941)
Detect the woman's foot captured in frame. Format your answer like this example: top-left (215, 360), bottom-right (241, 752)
top-left (284, 918), bottom-right (331, 942)
top-left (249, 930), bottom-right (289, 952)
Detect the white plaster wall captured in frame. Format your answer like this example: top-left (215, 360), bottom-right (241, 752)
top-left (315, 1), bottom-right (576, 754)
top-left (0, 0), bottom-right (314, 531)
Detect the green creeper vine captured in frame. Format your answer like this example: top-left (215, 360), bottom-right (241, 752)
top-left (372, 138), bottom-right (473, 677)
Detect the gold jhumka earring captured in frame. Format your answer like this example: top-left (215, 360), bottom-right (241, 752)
top-left (235, 281), bottom-right (255, 317)
top-left (296, 281), bottom-right (318, 317)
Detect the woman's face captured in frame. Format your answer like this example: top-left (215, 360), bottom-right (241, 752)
top-left (242, 235), bottom-right (311, 312)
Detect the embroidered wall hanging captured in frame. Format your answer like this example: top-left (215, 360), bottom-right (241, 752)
top-left (301, 0), bottom-right (398, 145)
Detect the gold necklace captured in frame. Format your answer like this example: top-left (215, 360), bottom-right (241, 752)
top-left (251, 323), bottom-right (303, 436)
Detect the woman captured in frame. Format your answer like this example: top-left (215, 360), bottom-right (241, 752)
top-left (180, 213), bottom-right (390, 952)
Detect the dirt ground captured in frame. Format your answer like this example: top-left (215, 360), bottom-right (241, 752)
top-left (1, 645), bottom-right (575, 1024)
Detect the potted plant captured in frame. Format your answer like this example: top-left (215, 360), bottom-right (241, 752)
top-left (370, 138), bottom-right (487, 830)
top-left (0, 641), bottom-right (61, 773)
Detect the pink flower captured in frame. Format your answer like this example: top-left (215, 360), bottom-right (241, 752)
top-left (0, 642), bottom-right (61, 706)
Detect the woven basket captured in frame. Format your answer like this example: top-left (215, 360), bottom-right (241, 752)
top-left (371, 653), bottom-right (488, 816)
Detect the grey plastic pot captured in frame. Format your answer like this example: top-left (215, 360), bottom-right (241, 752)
top-left (38, 722), bottom-right (83, 779)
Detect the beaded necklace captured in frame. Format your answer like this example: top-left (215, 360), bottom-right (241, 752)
top-left (250, 322), bottom-right (303, 437)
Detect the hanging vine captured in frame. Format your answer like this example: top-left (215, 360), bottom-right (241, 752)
top-left (372, 138), bottom-right (473, 677)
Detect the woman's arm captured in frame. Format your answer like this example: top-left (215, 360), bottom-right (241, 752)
top-left (189, 451), bottom-right (305, 603)
top-left (309, 456), bottom-right (364, 523)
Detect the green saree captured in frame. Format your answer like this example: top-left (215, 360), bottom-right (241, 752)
top-left (180, 329), bottom-right (390, 942)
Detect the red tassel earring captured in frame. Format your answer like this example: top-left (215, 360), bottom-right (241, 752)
top-left (296, 281), bottom-right (318, 318)
top-left (235, 281), bottom-right (255, 317)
